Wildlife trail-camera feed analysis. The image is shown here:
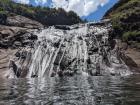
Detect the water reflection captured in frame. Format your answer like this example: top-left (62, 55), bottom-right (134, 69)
top-left (0, 75), bottom-right (140, 105)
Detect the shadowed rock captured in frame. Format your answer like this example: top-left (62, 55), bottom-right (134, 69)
top-left (0, 13), bottom-right (7, 25)
top-left (54, 25), bottom-right (70, 30)
top-left (9, 60), bottom-right (20, 77)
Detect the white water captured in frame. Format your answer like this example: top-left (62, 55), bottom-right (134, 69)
top-left (26, 23), bottom-right (132, 78)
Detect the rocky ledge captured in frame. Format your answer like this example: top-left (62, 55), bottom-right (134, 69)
top-left (115, 40), bottom-right (140, 72)
top-left (0, 14), bottom-right (43, 78)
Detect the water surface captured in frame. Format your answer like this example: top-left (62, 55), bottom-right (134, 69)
top-left (0, 74), bottom-right (140, 105)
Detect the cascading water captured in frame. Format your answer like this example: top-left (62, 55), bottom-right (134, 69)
top-left (8, 21), bottom-right (132, 78)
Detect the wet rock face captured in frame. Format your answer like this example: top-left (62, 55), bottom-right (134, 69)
top-left (0, 14), bottom-right (44, 78)
top-left (17, 21), bottom-right (131, 77)
top-left (0, 26), bottom-right (38, 48)
top-left (0, 14), bottom-right (43, 49)
top-left (7, 21), bottom-right (132, 78)
top-left (9, 49), bottom-right (32, 78)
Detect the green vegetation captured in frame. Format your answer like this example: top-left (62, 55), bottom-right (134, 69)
top-left (122, 31), bottom-right (140, 42)
top-left (0, 0), bottom-right (82, 25)
top-left (104, 0), bottom-right (140, 43)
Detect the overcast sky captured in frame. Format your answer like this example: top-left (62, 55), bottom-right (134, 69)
top-left (13, 0), bottom-right (118, 21)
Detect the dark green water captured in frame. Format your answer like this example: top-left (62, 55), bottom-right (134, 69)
top-left (0, 75), bottom-right (140, 105)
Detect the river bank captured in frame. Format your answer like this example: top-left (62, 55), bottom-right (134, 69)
top-left (125, 48), bottom-right (140, 69)
top-left (115, 40), bottom-right (140, 72)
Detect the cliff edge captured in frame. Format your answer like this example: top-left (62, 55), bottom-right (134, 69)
top-left (104, 0), bottom-right (140, 70)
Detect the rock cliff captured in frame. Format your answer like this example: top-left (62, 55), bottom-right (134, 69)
top-left (104, 0), bottom-right (140, 70)
top-left (0, 14), bottom-right (43, 78)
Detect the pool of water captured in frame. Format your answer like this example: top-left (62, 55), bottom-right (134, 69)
top-left (0, 74), bottom-right (140, 105)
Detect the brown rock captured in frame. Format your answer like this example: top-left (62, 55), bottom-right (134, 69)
top-left (7, 15), bottom-right (43, 29)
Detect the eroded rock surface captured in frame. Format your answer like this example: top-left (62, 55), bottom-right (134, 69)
top-left (7, 21), bottom-right (133, 78)
top-left (0, 14), bottom-right (43, 78)
top-left (115, 40), bottom-right (140, 72)
top-left (7, 15), bottom-right (43, 29)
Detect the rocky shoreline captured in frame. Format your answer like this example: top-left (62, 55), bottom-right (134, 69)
top-left (122, 47), bottom-right (140, 71)
top-left (116, 40), bottom-right (140, 72)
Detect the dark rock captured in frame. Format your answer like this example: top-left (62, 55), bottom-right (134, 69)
top-left (95, 63), bottom-right (101, 76)
top-left (31, 74), bottom-right (38, 78)
top-left (0, 13), bottom-right (7, 25)
top-left (13, 41), bottom-right (22, 48)
top-left (136, 36), bottom-right (140, 42)
top-left (19, 66), bottom-right (29, 78)
top-left (88, 47), bottom-right (99, 55)
top-left (53, 40), bottom-right (60, 48)
top-left (91, 47), bottom-right (99, 52)
top-left (51, 72), bottom-right (56, 77)
top-left (57, 70), bottom-right (63, 77)
top-left (15, 51), bottom-right (21, 58)
top-left (87, 57), bottom-right (92, 64)
top-left (28, 34), bottom-right (38, 40)
top-left (69, 71), bottom-right (74, 76)
top-left (96, 96), bottom-right (102, 103)
top-left (22, 40), bottom-right (32, 46)
top-left (9, 60), bottom-right (21, 77)
top-left (77, 36), bottom-right (83, 40)
top-left (88, 69), bottom-right (96, 76)
top-left (54, 25), bottom-right (70, 30)
top-left (0, 40), bottom-right (9, 48)
top-left (67, 58), bottom-right (77, 66)
top-left (110, 73), bottom-right (116, 76)
top-left (21, 51), bottom-right (27, 59)
top-left (88, 51), bottom-right (93, 55)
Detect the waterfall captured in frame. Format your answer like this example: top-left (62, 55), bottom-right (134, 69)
top-left (8, 21), bottom-right (132, 78)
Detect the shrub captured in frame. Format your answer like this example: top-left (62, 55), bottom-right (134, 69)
top-left (0, 0), bottom-right (82, 25)
top-left (104, 0), bottom-right (140, 42)
top-left (122, 31), bottom-right (140, 42)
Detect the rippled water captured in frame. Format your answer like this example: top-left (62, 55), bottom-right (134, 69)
top-left (0, 74), bottom-right (140, 105)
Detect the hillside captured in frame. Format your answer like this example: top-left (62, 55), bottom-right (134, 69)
top-left (0, 0), bottom-right (82, 26)
top-left (104, 0), bottom-right (140, 48)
